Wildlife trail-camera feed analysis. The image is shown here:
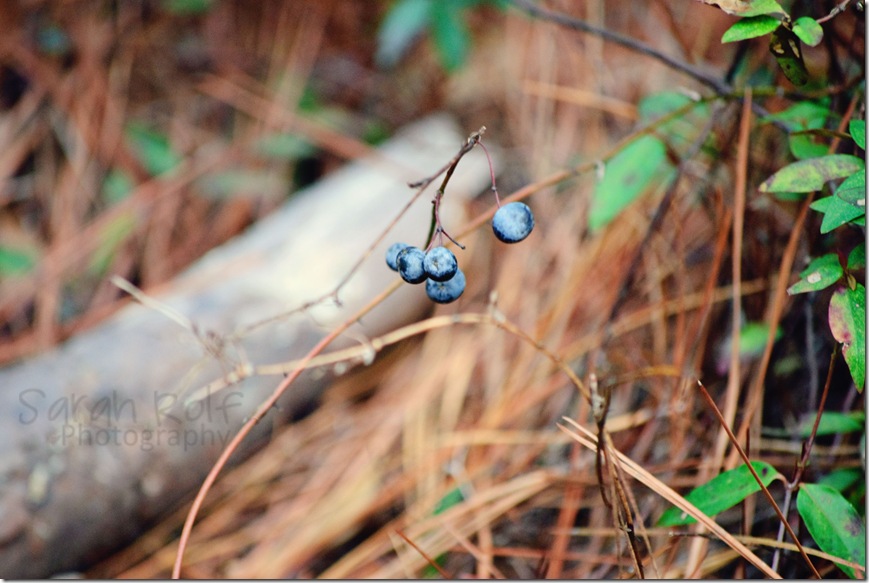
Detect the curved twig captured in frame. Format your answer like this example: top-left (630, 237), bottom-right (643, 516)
top-left (510, 0), bottom-right (733, 95)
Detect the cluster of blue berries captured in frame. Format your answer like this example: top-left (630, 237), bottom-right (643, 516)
top-left (386, 201), bottom-right (534, 304)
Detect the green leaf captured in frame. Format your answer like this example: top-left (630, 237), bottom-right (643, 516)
top-left (101, 168), bottom-right (134, 204)
top-left (818, 468), bottom-right (864, 493)
top-left (789, 133), bottom-right (832, 160)
top-left (160, 0), bottom-right (215, 15)
top-left (810, 196), bottom-right (865, 234)
top-left (297, 85), bottom-right (322, 113)
top-left (762, 101), bottom-right (833, 159)
top-left (788, 253), bottom-right (843, 295)
top-left (836, 169), bottom-right (866, 207)
top-left (847, 245), bottom-right (865, 272)
top-left (36, 24), bottom-right (71, 57)
top-left (375, 0), bottom-right (432, 69)
top-left (197, 169), bottom-right (284, 200)
top-left (759, 154), bottom-right (864, 192)
top-left (722, 15), bottom-right (781, 42)
top-left (423, 488), bottom-right (466, 577)
top-left (850, 120), bottom-right (866, 149)
top-left (791, 16), bottom-right (824, 47)
top-left (788, 128), bottom-right (846, 159)
top-left (829, 284), bottom-right (866, 391)
top-left (738, 322), bottom-right (782, 357)
top-left (770, 190), bottom-right (806, 201)
top-left (742, 0), bottom-right (786, 16)
top-left (657, 461), bottom-right (780, 527)
top-left (796, 411), bottom-right (866, 437)
top-left (88, 213), bottom-right (137, 275)
top-left (637, 91), bottom-right (710, 155)
top-left (797, 483), bottom-right (866, 578)
top-left (0, 245), bottom-right (37, 276)
top-left (362, 119), bottom-right (391, 145)
top-left (772, 353), bottom-right (804, 375)
top-left (255, 133), bottom-right (315, 160)
top-left (433, 487), bottom-right (464, 515)
top-left (590, 136), bottom-right (675, 231)
top-left (126, 123), bottom-right (182, 176)
top-left (769, 26), bottom-right (809, 86)
top-left (430, 1), bottom-right (471, 72)
top-left (762, 100), bottom-right (831, 130)
top-left (637, 91), bottom-right (696, 122)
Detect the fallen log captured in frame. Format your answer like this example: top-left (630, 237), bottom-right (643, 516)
top-left (0, 113), bottom-right (496, 578)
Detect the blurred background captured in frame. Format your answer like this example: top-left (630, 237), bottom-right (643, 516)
top-left (0, 0), bottom-right (864, 578)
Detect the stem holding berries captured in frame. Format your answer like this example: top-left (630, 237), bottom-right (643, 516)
top-left (407, 126), bottom-right (486, 190)
top-left (414, 127), bottom-right (486, 250)
top-left (427, 189), bottom-right (465, 251)
top-left (477, 140), bottom-right (501, 207)
top-left (408, 126), bottom-right (500, 252)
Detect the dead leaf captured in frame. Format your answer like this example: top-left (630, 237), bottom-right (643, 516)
top-left (696, 0), bottom-right (753, 14)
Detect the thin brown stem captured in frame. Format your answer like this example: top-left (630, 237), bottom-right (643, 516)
top-left (408, 127), bottom-right (485, 190)
top-left (772, 347), bottom-right (839, 570)
top-left (419, 128), bottom-right (487, 250)
top-left (477, 140), bottom-right (501, 206)
top-left (695, 380), bottom-right (821, 578)
top-left (510, 0), bottom-right (732, 95)
top-left (394, 530), bottom-right (452, 579)
top-left (816, 0), bottom-right (852, 24)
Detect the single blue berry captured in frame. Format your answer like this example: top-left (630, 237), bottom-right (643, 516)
top-left (492, 202), bottom-right (534, 243)
top-left (386, 242), bottom-right (410, 271)
top-left (426, 268), bottom-right (465, 304)
top-left (423, 246), bottom-right (458, 282)
top-left (397, 246), bottom-right (426, 284)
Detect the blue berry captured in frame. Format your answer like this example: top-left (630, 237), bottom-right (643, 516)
top-left (386, 242), bottom-right (410, 271)
top-left (423, 246), bottom-right (458, 282)
top-left (426, 268), bottom-right (465, 304)
top-left (492, 202), bottom-right (534, 243)
top-left (397, 246), bottom-right (426, 284)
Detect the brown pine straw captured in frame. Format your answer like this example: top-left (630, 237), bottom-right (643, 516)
top-left (559, 417), bottom-right (780, 579)
top-left (166, 257), bottom-right (772, 577)
top-left (685, 85), bottom-right (754, 578)
top-left (165, 74), bottom-right (747, 575)
top-left (163, 239), bottom-right (752, 576)
top-left (171, 279), bottom-right (403, 578)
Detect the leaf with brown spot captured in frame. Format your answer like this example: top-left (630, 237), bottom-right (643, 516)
top-left (829, 284), bottom-right (866, 391)
top-left (760, 154), bottom-right (864, 192)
